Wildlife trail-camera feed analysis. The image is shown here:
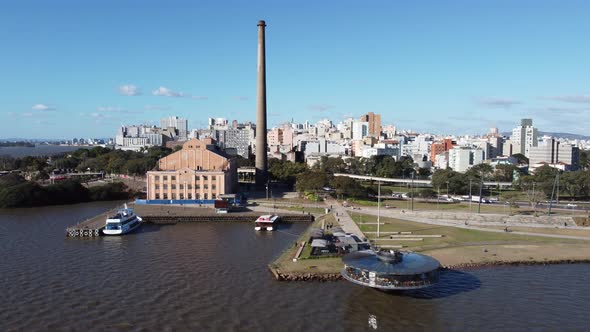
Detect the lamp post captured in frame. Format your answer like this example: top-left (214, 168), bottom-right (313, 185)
top-left (377, 180), bottom-right (381, 239)
top-left (469, 179), bottom-right (473, 213)
top-left (437, 186), bottom-right (440, 209)
top-left (411, 173), bottom-right (415, 211)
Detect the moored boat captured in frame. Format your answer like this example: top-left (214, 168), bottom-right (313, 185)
top-left (103, 204), bottom-right (142, 235)
top-left (254, 215), bottom-right (279, 231)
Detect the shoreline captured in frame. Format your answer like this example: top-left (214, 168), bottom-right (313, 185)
top-left (269, 259), bottom-right (590, 282)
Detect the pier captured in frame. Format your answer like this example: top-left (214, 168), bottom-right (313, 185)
top-left (65, 203), bottom-right (314, 238)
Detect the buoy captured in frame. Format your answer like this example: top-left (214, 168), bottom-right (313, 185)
top-left (95, 230), bottom-right (99, 236)
top-left (83, 230), bottom-right (88, 236)
top-left (69, 231), bottom-right (74, 237)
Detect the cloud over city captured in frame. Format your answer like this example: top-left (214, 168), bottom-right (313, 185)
top-left (542, 95), bottom-right (590, 103)
top-left (308, 104), bottom-right (334, 111)
top-left (476, 97), bottom-right (521, 108)
top-left (119, 84), bottom-right (141, 96)
top-left (31, 104), bottom-right (55, 111)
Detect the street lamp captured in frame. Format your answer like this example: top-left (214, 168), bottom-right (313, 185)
top-left (377, 181), bottom-right (381, 239)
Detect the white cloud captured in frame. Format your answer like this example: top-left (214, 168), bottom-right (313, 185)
top-left (32, 104), bottom-right (55, 111)
top-left (152, 86), bottom-right (185, 97)
top-left (145, 105), bottom-right (171, 110)
top-left (119, 84), bottom-right (141, 96)
top-left (308, 104), bottom-right (334, 111)
top-left (97, 106), bottom-right (124, 112)
top-left (543, 95), bottom-right (590, 103)
top-left (152, 86), bottom-right (207, 99)
top-left (477, 97), bottom-right (521, 108)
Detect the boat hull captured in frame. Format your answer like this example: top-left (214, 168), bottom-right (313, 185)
top-left (103, 216), bottom-right (143, 236)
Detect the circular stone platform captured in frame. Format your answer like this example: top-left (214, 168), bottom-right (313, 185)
top-left (341, 250), bottom-right (440, 290)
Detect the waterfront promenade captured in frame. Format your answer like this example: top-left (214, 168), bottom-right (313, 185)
top-left (323, 196), bottom-right (364, 239)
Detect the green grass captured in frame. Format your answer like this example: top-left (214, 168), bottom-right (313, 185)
top-left (351, 214), bottom-right (585, 252)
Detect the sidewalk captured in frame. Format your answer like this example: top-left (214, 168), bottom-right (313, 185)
top-left (323, 197), bottom-right (365, 239)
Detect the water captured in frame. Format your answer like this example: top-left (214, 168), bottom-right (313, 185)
top-left (0, 145), bottom-right (80, 157)
top-left (1, 202), bottom-right (589, 331)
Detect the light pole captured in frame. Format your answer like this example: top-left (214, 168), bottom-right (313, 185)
top-left (377, 181), bottom-right (381, 239)
top-left (437, 186), bottom-right (440, 210)
top-left (531, 181), bottom-right (537, 215)
top-left (411, 173), bottom-right (415, 211)
top-left (477, 177), bottom-right (483, 214)
top-left (469, 179), bottom-right (473, 213)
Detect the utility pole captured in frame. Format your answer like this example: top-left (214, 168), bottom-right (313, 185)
top-left (469, 179), bottom-right (473, 213)
top-left (477, 177), bottom-right (483, 214)
top-left (377, 181), bottom-right (381, 239)
top-left (531, 181), bottom-right (537, 214)
top-left (549, 172), bottom-right (558, 216)
top-left (411, 173), bottom-right (415, 211)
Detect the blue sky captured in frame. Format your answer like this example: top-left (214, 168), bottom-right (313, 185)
top-left (1, 0), bottom-right (589, 139)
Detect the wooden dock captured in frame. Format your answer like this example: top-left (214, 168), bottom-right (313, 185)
top-left (66, 208), bottom-right (114, 238)
top-left (65, 203), bottom-right (315, 238)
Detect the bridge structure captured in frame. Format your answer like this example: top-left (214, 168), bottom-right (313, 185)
top-left (237, 167), bottom-right (256, 183)
top-left (333, 173), bottom-right (513, 189)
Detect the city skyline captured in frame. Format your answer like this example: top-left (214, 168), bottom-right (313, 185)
top-left (2, 0), bottom-right (590, 138)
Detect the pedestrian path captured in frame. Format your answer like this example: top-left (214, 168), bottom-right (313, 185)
top-left (323, 197), bottom-right (365, 239)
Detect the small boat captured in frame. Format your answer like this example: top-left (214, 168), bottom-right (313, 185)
top-left (254, 215), bottom-right (280, 231)
top-left (103, 204), bottom-right (142, 235)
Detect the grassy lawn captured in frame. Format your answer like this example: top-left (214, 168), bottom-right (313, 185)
top-left (271, 213), bottom-right (346, 274)
top-left (342, 198), bottom-right (587, 216)
top-left (350, 214), bottom-right (586, 252)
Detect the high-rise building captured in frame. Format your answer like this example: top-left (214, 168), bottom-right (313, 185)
top-left (528, 139), bottom-right (579, 172)
top-left (448, 147), bottom-right (484, 173)
top-left (352, 121), bottom-right (369, 140)
top-left (510, 118), bottom-right (538, 157)
top-left (360, 112), bottom-right (381, 137)
top-left (161, 116), bottom-right (189, 139)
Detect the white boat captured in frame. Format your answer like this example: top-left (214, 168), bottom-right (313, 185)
top-left (103, 204), bottom-right (142, 235)
top-left (254, 215), bottom-right (280, 231)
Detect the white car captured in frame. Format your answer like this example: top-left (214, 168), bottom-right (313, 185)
top-left (567, 203), bottom-right (578, 208)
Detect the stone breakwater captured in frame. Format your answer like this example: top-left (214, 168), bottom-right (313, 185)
top-left (441, 259), bottom-right (590, 270)
top-left (268, 266), bottom-right (343, 281)
top-left (270, 260), bottom-right (590, 282)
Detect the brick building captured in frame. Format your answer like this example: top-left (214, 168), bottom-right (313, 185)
top-left (146, 138), bottom-right (237, 201)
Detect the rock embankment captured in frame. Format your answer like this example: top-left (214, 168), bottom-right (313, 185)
top-left (268, 266), bottom-right (343, 281)
top-left (442, 259), bottom-right (590, 270)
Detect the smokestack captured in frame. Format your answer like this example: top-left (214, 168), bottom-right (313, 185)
top-left (255, 20), bottom-right (268, 187)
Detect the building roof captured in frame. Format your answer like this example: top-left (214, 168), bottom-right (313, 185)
top-left (311, 239), bottom-right (328, 248)
top-left (342, 250), bottom-right (440, 275)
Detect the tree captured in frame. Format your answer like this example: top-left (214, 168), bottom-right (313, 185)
top-left (493, 164), bottom-right (518, 182)
top-left (579, 150), bottom-right (589, 171)
top-left (466, 164), bottom-right (494, 180)
top-left (561, 171), bottom-right (590, 198)
top-left (512, 153), bottom-right (529, 165)
top-left (331, 176), bottom-right (366, 198)
top-left (432, 168), bottom-right (469, 195)
top-left (418, 188), bottom-right (436, 198)
top-left (417, 167), bottom-right (432, 178)
top-left (269, 159), bottom-right (308, 187)
top-left (295, 170), bottom-right (328, 193)
top-left (319, 156), bottom-right (347, 174)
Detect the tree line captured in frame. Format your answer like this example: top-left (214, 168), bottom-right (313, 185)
top-left (0, 174), bottom-right (131, 208)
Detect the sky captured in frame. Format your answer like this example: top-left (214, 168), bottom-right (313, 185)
top-left (1, 0), bottom-right (590, 139)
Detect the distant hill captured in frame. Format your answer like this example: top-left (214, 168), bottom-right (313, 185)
top-left (501, 131), bottom-right (590, 140)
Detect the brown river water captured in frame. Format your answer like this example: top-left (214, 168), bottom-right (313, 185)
top-left (1, 201), bottom-right (589, 331)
